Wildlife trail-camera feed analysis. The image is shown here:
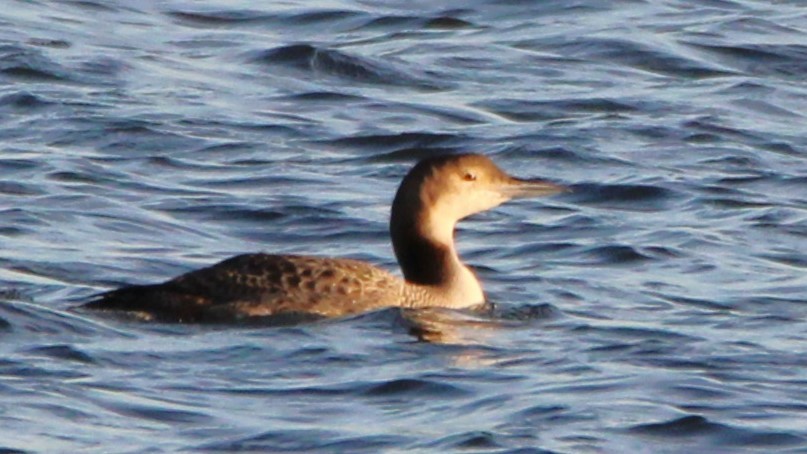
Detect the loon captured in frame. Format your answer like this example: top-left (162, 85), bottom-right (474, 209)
top-left (81, 154), bottom-right (566, 322)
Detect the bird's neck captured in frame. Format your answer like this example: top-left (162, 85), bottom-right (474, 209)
top-left (390, 204), bottom-right (484, 308)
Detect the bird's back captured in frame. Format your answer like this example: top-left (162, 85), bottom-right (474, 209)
top-left (82, 254), bottom-right (406, 322)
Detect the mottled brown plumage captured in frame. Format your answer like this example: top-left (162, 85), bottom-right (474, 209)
top-left (83, 254), bottom-right (406, 322)
top-left (82, 154), bottom-right (566, 322)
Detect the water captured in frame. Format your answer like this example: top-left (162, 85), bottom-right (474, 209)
top-left (1, 0), bottom-right (806, 452)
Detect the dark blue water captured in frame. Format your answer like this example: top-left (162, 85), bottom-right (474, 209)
top-left (1, 0), bottom-right (806, 452)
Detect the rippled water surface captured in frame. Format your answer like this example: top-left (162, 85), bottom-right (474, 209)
top-left (1, 0), bottom-right (806, 452)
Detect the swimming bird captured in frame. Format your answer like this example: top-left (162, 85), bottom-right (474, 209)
top-left (81, 154), bottom-right (566, 322)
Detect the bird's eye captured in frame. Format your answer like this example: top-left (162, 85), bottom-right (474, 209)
top-left (463, 172), bottom-right (477, 181)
